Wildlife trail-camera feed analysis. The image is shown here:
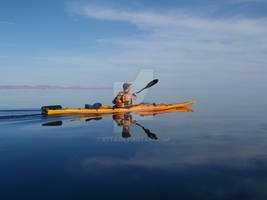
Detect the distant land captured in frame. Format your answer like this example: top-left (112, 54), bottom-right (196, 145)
top-left (0, 85), bottom-right (112, 90)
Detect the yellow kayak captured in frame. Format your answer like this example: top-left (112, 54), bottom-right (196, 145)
top-left (42, 101), bottom-right (196, 115)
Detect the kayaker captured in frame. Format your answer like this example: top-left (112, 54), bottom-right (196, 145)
top-left (113, 83), bottom-right (137, 108)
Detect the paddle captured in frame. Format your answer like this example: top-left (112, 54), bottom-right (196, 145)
top-left (136, 79), bottom-right (159, 94)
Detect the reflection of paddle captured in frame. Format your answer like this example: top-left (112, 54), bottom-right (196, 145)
top-left (42, 121), bottom-right (63, 126)
top-left (135, 122), bottom-right (158, 140)
top-left (136, 79), bottom-right (159, 94)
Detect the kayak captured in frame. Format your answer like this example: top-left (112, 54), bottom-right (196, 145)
top-left (42, 101), bottom-right (195, 115)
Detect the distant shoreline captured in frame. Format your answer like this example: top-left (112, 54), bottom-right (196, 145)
top-left (0, 85), bottom-right (112, 90)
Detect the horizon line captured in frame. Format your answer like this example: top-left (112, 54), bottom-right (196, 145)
top-left (0, 85), bottom-right (113, 90)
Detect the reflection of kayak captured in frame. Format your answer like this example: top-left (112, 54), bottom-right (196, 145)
top-left (135, 107), bottom-right (194, 116)
top-left (42, 101), bottom-right (195, 115)
top-left (71, 114), bottom-right (113, 121)
top-left (71, 107), bottom-right (194, 122)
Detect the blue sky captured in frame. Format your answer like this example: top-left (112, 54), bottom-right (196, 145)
top-left (0, 0), bottom-right (267, 88)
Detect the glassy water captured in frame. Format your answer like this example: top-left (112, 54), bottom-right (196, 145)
top-left (0, 88), bottom-right (267, 200)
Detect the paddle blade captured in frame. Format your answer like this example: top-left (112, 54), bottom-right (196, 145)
top-left (136, 79), bottom-right (159, 94)
top-left (145, 79), bottom-right (158, 89)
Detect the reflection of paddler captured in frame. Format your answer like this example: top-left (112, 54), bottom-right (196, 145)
top-left (113, 113), bottom-right (136, 138)
top-left (122, 126), bottom-right (130, 138)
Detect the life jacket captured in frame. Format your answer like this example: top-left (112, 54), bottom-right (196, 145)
top-left (112, 92), bottom-right (132, 108)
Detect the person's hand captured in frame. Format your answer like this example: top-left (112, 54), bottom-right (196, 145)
top-left (133, 92), bottom-right (137, 96)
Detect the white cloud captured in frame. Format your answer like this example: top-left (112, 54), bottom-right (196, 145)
top-left (67, 3), bottom-right (267, 88)
top-left (68, 4), bottom-right (179, 29)
top-left (230, 0), bottom-right (267, 2)
top-left (0, 21), bottom-right (15, 24)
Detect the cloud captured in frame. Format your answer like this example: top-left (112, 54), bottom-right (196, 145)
top-left (0, 21), bottom-right (15, 24)
top-left (66, 3), bottom-right (267, 88)
top-left (230, 0), bottom-right (267, 2)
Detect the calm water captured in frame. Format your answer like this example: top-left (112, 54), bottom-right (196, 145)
top-left (0, 88), bottom-right (267, 200)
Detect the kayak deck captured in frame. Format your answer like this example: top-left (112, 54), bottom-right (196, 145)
top-left (44, 101), bottom-right (195, 115)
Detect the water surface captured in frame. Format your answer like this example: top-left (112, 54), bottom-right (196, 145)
top-left (0, 88), bottom-right (267, 200)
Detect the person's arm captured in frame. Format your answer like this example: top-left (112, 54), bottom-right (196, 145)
top-left (132, 92), bottom-right (137, 100)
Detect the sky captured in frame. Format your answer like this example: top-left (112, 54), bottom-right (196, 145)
top-left (0, 0), bottom-right (267, 88)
